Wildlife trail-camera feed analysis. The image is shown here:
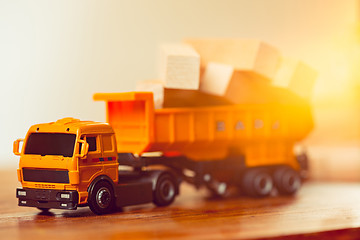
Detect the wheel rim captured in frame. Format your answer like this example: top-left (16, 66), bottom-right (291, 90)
top-left (159, 179), bottom-right (175, 202)
top-left (282, 171), bottom-right (301, 192)
top-left (254, 173), bottom-right (273, 195)
top-left (96, 187), bottom-right (111, 209)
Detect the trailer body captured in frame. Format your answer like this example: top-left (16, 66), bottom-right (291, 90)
top-left (94, 92), bottom-right (312, 169)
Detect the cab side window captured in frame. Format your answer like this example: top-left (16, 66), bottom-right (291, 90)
top-left (87, 137), bottom-right (97, 152)
top-left (102, 135), bottom-right (113, 152)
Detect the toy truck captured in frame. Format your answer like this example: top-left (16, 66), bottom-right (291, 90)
top-left (14, 91), bottom-right (312, 215)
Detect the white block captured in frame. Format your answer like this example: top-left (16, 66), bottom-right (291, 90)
top-left (159, 44), bottom-right (200, 90)
top-left (184, 39), bottom-right (281, 81)
top-left (135, 80), bottom-right (164, 109)
top-left (274, 58), bottom-right (317, 100)
top-left (200, 62), bottom-right (234, 96)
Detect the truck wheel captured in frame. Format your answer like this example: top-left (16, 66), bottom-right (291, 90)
top-left (88, 181), bottom-right (115, 215)
top-left (242, 168), bottom-right (273, 198)
top-left (273, 166), bottom-right (301, 195)
top-left (153, 173), bottom-right (177, 207)
top-left (37, 208), bottom-right (50, 212)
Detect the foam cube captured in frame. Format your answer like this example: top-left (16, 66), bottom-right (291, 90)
top-left (200, 62), bottom-right (234, 96)
top-left (135, 80), bottom-right (164, 109)
top-left (159, 44), bottom-right (200, 90)
top-left (200, 63), bottom-right (271, 104)
top-left (184, 39), bottom-right (281, 81)
top-left (274, 58), bottom-right (317, 100)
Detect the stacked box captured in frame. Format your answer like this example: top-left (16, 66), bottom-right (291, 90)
top-left (136, 39), bottom-right (316, 108)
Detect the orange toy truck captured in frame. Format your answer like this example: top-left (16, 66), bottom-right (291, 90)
top-left (14, 91), bottom-right (312, 215)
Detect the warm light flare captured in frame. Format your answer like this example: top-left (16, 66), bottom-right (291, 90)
top-left (305, 22), bottom-right (360, 148)
top-left (311, 22), bottom-right (360, 105)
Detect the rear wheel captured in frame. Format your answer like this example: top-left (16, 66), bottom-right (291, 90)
top-left (88, 181), bottom-right (116, 215)
top-left (153, 173), bottom-right (177, 207)
top-left (242, 168), bottom-right (273, 198)
top-left (273, 166), bottom-right (301, 195)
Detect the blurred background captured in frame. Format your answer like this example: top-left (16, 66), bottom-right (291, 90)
top-left (1, 0), bottom-right (360, 181)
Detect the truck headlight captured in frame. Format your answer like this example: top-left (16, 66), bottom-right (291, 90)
top-left (18, 190), bottom-right (26, 196)
top-left (60, 193), bottom-right (70, 199)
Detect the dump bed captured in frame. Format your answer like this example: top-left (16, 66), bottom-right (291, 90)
top-left (94, 92), bottom-right (313, 163)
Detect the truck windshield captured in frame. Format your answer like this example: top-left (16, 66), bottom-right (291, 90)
top-left (24, 133), bottom-right (76, 157)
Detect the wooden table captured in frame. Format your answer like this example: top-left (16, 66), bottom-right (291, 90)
top-left (1, 170), bottom-right (360, 240)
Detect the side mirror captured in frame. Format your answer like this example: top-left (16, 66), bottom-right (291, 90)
top-left (76, 139), bottom-right (89, 158)
top-left (13, 139), bottom-right (24, 156)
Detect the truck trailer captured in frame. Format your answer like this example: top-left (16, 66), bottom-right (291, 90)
top-left (15, 91), bottom-right (312, 215)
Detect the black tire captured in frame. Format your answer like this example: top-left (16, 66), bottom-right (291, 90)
top-left (273, 166), bottom-right (301, 195)
top-left (242, 168), bottom-right (273, 198)
top-left (153, 173), bottom-right (177, 207)
top-left (88, 181), bottom-right (116, 215)
top-left (37, 208), bottom-right (50, 212)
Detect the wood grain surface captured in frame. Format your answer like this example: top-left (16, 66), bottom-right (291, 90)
top-left (1, 170), bottom-right (360, 240)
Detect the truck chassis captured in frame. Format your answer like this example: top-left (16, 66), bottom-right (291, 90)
top-left (16, 151), bottom-right (307, 215)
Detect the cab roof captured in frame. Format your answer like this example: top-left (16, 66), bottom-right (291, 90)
top-left (28, 118), bottom-right (114, 135)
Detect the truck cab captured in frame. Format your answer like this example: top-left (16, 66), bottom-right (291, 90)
top-left (14, 117), bottom-right (179, 214)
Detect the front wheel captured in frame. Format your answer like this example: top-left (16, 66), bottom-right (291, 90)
top-left (153, 173), bottom-right (177, 207)
top-left (88, 181), bottom-right (116, 215)
top-left (37, 207), bottom-right (50, 212)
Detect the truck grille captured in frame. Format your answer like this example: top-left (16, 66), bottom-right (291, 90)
top-left (35, 184), bottom-right (56, 189)
top-left (23, 169), bottom-right (70, 184)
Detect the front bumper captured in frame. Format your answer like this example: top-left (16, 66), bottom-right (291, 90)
top-left (16, 188), bottom-right (79, 210)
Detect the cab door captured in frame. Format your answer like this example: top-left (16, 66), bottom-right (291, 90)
top-left (79, 135), bottom-right (103, 191)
